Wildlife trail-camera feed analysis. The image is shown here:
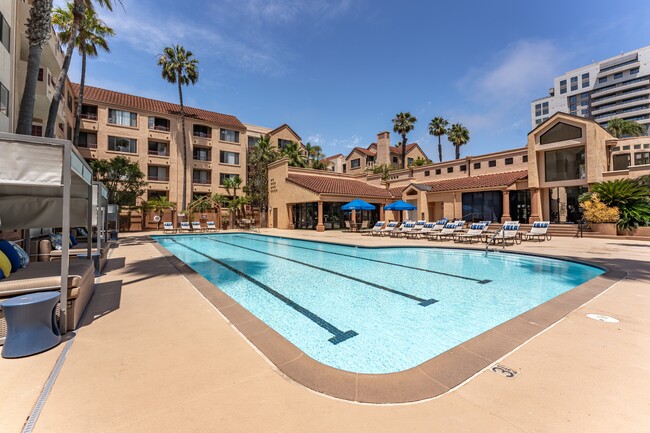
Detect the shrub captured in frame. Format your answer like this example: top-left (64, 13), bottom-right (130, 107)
top-left (579, 194), bottom-right (619, 224)
top-left (591, 179), bottom-right (650, 229)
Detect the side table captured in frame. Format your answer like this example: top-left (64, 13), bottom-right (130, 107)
top-left (1, 291), bottom-right (61, 358)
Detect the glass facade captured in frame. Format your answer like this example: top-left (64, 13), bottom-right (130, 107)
top-left (544, 147), bottom-right (585, 181)
top-left (612, 153), bottom-right (631, 171)
top-left (509, 190), bottom-right (531, 223)
top-left (461, 191), bottom-right (502, 223)
top-left (292, 202), bottom-right (380, 230)
top-left (549, 186), bottom-right (587, 223)
top-left (108, 109), bottom-right (137, 127)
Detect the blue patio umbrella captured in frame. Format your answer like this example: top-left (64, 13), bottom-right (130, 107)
top-left (384, 200), bottom-right (417, 211)
top-left (341, 198), bottom-right (376, 211)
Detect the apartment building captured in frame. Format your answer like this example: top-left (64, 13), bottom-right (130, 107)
top-left (531, 45), bottom-right (650, 131)
top-left (341, 131), bottom-right (429, 174)
top-left (0, 0), bottom-right (14, 133)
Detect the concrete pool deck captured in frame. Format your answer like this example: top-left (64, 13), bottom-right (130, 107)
top-left (1, 230), bottom-right (649, 432)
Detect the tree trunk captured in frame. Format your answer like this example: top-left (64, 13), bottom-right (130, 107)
top-left (177, 77), bottom-right (188, 211)
top-left (455, 144), bottom-right (460, 160)
top-left (73, 48), bottom-right (87, 145)
top-left (16, 45), bottom-right (44, 134)
top-left (45, 35), bottom-right (76, 137)
top-left (437, 135), bottom-right (443, 162)
top-left (401, 134), bottom-right (407, 169)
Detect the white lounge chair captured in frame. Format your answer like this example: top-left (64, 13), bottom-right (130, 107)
top-left (191, 221), bottom-right (203, 232)
top-left (427, 222), bottom-right (457, 241)
top-left (491, 222), bottom-right (521, 246)
top-left (362, 221), bottom-right (384, 236)
top-left (452, 220), bottom-right (466, 232)
top-left (179, 221), bottom-right (192, 233)
top-left (205, 221), bottom-right (219, 232)
top-left (406, 222), bottom-right (435, 239)
top-left (163, 221), bottom-right (176, 233)
top-left (391, 221), bottom-right (415, 238)
top-left (430, 219), bottom-right (448, 233)
top-left (454, 223), bottom-right (487, 243)
top-left (407, 220), bottom-right (426, 237)
top-left (522, 221), bottom-right (551, 241)
top-left (377, 221), bottom-right (399, 236)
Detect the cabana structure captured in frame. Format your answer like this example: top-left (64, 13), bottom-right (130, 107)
top-left (0, 132), bottom-right (94, 334)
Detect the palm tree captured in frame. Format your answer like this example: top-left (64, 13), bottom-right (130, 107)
top-left (304, 142), bottom-right (323, 162)
top-left (44, 0), bottom-right (115, 138)
top-left (248, 135), bottom-right (279, 225)
top-left (591, 178), bottom-right (650, 229)
top-left (148, 196), bottom-right (175, 229)
top-left (392, 112), bottom-right (417, 169)
top-left (447, 123), bottom-right (470, 160)
top-left (222, 175), bottom-right (242, 197)
top-left (16, 0), bottom-right (53, 135)
top-left (281, 141), bottom-right (307, 167)
top-left (606, 118), bottom-right (645, 138)
top-left (428, 117), bottom-right (448, 162)
top-left (157, 45), bottom-right (199, 212)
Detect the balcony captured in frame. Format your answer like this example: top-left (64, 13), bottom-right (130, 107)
top-left (591, 78), bottom-right (649, 98)
top-left (192, 160), bottom-right (211, 170)
top-left (591, 87), bottom-right (650, 107)
top-left (148, 149), bottom-right (169, 157)
top-left (591, 97), bottom-right (650, 116)
top-left (148, 176), bottom-right (169, 182)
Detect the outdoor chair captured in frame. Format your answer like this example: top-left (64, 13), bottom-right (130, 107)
top-left (391, 221), bottom-right (415, 238)
top-left (377, 221), bottom-right (399, 236)
top-left (406, 222), bottom-right (435, 239)
top-left (179, 222), bottom-right (192, 233)
top-left (427, 222), bottom-right (458, 241)
top-left (454, 223), bottom-right (487, 243)
top-left (191, 221), bottom-right (203, 232)
top-left (491, 222), bottom-right (521, 246)
top-left (205, 221), bottom-right (219, 232)
top-left (430, 219), bottom-right (448, 232)
top-left (522, 221), bottom-right (551, 241)
top-left (163, 222), bottom-right (176, 233)
top-left (452, 220), bottom-right (466, 232)
top-left (406, 220), bottom-right (426, 237)
top-left (362, 221), bottom-right (384, 236)
top-left (344, 221), bottom-right (351, 232)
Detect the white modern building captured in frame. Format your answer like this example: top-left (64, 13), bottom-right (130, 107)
top-left (531, 45), bottom-right (650, 131)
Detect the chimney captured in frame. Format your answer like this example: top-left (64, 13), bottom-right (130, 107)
top-left (376, 131), bottom-right (390, 166)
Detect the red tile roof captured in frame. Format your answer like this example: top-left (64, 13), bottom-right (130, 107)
top-left (389, 143), bottom-right (418, 155)
top-left (287, 174), bottom-right (393, 198)
top-left (324, 153), bottom-right (343, 160)
top-left (391, 170), bottom-right (528, 196)
top-left (73, 84), bottom-right (245, 130)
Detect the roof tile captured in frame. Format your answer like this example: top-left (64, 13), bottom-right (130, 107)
top-left (287, 174), bottom-right (393, 198)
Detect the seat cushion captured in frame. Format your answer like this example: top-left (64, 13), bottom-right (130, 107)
top-left (0, 259), bottom-right (94, 298)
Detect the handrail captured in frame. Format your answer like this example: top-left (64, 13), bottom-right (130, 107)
top-left (485, 227), bottom-right (506, 254)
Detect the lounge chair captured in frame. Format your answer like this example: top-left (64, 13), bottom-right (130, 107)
top-left (427, 222), bottom-right (458, 241)
top-left (361, 221), bottom-right (384, 236)
top-left (205, 221), bottom-right (219, 232)
top-left (491, 222), bottom-right (521, 246)
top-left (430, 219), bottom-right (448, 233)
top-left (191, 221), bottom-right (203, 232)
top-left (179, 221), bottom-right (192, 233)
top-left (522, 221), bottom-right (551, 241)
top-left (377, 221), bottom-right (399, 236)
top-left (163, 221), bottom-right (176, 233)
top-left (406, 222), bottom-right (435, 239)
top-left (454, 223), bottom-right (487, 243)
top-left (391, 221), bottom-right (415, 238)
top-left (407, 220), bottom-right (426, 237)
top-left (344, 221), bottom-right (351, 232)
top-left (452, 220), bottom-right (466, 232)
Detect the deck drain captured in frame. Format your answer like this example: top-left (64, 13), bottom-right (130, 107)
top-left (586, 313), bottom-right (619, 323)
top-left (491, 364), bottom-right (518, 379)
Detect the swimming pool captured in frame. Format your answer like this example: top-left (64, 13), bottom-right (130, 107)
top-left (154, 233), bottom-right (603, 374)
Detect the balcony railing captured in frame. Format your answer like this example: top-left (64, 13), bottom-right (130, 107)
top-left (149, 124), bottom-right (170, 132)
top-left (148, 150), bottom-right (169, 156)
top-left (148, 176), bottom-right (169, 182)
top-left (193, 132), bottom-right (211, 138)
top-left (193, 179), bottom-right (211, 184)
top-left (193, 156), bottom-right (211, 161)
top-left (77, 143), bottom-right (97, 149)
top-left (80, 113), bottom-right (98, 120)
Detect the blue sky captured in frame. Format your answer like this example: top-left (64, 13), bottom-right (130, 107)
top-left (60, 0), bottom-right (650, 160)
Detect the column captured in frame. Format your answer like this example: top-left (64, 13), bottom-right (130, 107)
top-left (316, 201), bottom-right (325, 232)
top-left (379, 204), bottom-right (385, 222)
top-left (287, 205), bottom-right (294, 229)
top-left (529, 188), bottom-right (541, 223)
top-left (501, 190), bottom-right (511, 223)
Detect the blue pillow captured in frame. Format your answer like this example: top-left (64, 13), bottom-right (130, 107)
top-left (70, 234), bottom-right (78, 246)
top-left (0, 240), bottom-right (21, 273)
top-left (76, 227), bottom-right (88, 237)
top-left (8, 241), bottom-right (29, 268)
top-left (49, 234), bottom-right (72, 250)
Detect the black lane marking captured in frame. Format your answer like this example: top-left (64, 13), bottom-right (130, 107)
top-left (232, 234), bottom-right (491, 285)
top-left (170, 239), bottom-right (357, 345)
top-left (207, 237), bottom-right (438, 307)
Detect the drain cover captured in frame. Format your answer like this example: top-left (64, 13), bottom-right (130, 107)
top-left (491, 364), bottom-right (518, 378)
top-left (586, 313), bottom-right (619, 323)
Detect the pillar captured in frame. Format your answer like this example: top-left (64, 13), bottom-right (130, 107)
top-left (501, 190), bottom-right (511, 223)
top-left (287, 205), bottom-right (294, 229)
top-left (529, 188), bottom-right (541, 223)
top-left (351, 209), bottom-right (357, 224)
top-left (379, 205), bottom-right (385, 222)
top-left (316, 201), bottom-right (325, 232)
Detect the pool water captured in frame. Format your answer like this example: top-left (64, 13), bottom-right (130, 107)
top-left (154, 233), bottom-right (603, 374)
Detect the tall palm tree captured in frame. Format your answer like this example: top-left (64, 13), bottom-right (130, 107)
top-left (248, 136), bottom-right (279, 225)
top-left (392, 112), bottom-right (417, 169)
top-left (428, 117), bottom-right (448, 162)
top-left (223, 175), bottom-right (242, 197)
top-left (606, 118), bottom-right (645, 138)
top-left (16, 0), bottom-right (53, 135)
top-left (447, 123), bottom-right (470, 160)
top-left (157, 44), bottom-right (199, 211)
top-left (303, 142), bottom-right (323, 162)
top-left (281, 141), bottom-right (307, 167)
top-left (44, 0), bottom-right (115, 138)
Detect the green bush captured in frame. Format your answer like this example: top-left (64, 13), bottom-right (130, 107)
top-left (590, 179), bottom-right (650, 230)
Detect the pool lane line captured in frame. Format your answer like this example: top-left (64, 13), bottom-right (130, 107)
top-left (169, 239), bottom-right (358, 345)
top-left (206, 237), bottom-right (439, 307)
top-left (231, 234), bottom-right (491, 285)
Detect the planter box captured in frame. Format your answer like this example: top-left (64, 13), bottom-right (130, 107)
top-left (617, 226), bottom-right (650, 237)
top-left (591, 223), bottom-right (617, 236)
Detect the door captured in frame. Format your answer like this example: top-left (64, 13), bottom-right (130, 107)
top-left (272, 208), bottom-right (278, 228)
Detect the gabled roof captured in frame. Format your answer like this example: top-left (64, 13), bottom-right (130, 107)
top-left (73, 84), bottom-right (245, 130)
top-left (344, 142), bottom-right (421, 161)
top-left (324, 153), bottom-right (343, 160)
top-left (390, 170), bottom-right (528, 196)
top-left (267, 123), bottom-right (302, 141)
top-left (528, 111), bottom-right (612, 136)
top-left (389, 143), bottom-right (419, 155)
top-left (287, 174), bottom-right (393, 198)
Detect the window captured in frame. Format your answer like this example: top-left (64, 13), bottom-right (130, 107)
top-left (193, 147), bottom-right (211, 161)
top-left (248, 136), bottom-right (260, 150)
top-left (31, 125), bottom-right (42, 137)
top-left (0, 12), bottom-right (10, 52)
top-left (148, 191), bottom-right (167, 201)
top-left (342, 164), bottom-right (346, 173)
top-left (536, 119), bottom-right (542, 125)
top-left (424, 170), bottom-right (430, 176)
top-left (582, 73), bottom-right (589, 88)
top-left (630, 68), bottom-right (640, 74)
top-left (78, 132), bottom-right (97, 148)
top-left (612, 154), bottom-right (630, 171)
top-left (108, 109), bottom-right (137, 127)
top-left (193, 124), bottom-right (211, 138)
top-left (634, 152), bottom-right (649, 166)
top-left (505, 157), bottom-right (513, 165)
top-left (473, 162), bottom-right (481, 169)
top-left (488, 160), bottom-right (496, 167)
top-left (407, 158), bottom-right (414, 166)
top-left (542, 101), bottom-right (549, 115)
top-left (599, 77), bottom-right (607, 83)
top-left (67, 93), bottom-right (73, 111)
top-left (220, 129), bottom-right (240, 143)
top-left (569, 103), bottom-right (577, 111)
top-left (194, 170), bottom-right (211, 184)
top-left (447, 167), bottom-right (453, 173)
top-left (0, 82), bottom-right (8, 117)
top-left (560, 79), bottom-right (567, 94)
top-left (540, 122), bottom-right (582, 144)
top-left (350, 158), bottom-right (361, 169)
top-left (614, 72), bottom-right (623, 79)
top-left (219, 173), bottom-right (237, 185)
top-left (569, 95), bottom-right (577, 103)
top-left (277, 139), bottom-right (291, 150)
top-left (148, 116), bottom-right (170, 132)
top-left (66, 124), bottom-right (72, 140)
top-left (523, 155), bottom-right (528, 163)
top-left (81, 105), bottom-right (98, 120)
top-left (392, 156), bottom-right (398, 164)
top-left (581, 99), bottom-right (588, 106)
top-left (460, 165), bottom-right (466, 172)
top-left (219, 150), bottom-right (239, 165)
top-left (545, 147), bottom-right (586, 181)
top-left (148, 166), bottom-right (169, 181)
top-left (535, 104), bottom-right (542, 117)
top-left (570, 76), bottom-right (578, 91)
top-left (435, 168), bottom-right (441, 175)
top-left (108, 136), bottom-right (137, 153)
top-left (462, 191), bottom-right (503, 223)
top-left (146, 140), bottom-right (168, 156)
top-left (38, 68), bottom-right (44, 81)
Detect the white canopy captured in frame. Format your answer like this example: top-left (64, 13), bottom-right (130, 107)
top-left (0, 132), bottom-right (94, 333)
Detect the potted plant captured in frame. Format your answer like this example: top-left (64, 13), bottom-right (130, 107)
top-left (221, 214), bottom-right (230, 230)
top-left (579, 193), bottom-right (619, 235)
